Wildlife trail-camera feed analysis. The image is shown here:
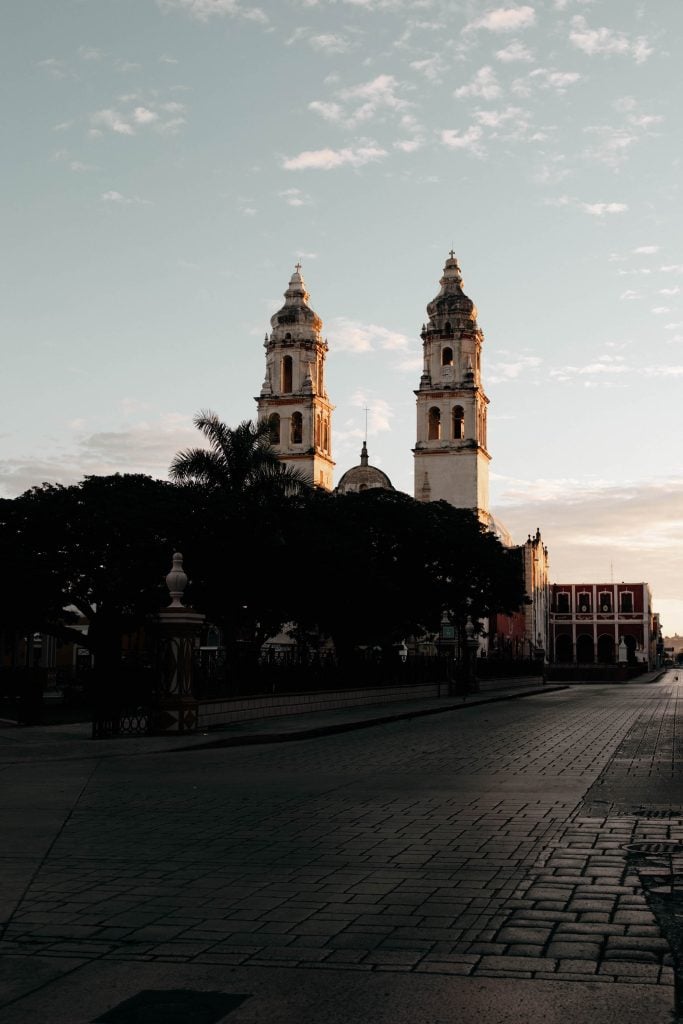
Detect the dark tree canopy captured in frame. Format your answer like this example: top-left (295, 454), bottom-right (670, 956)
top-left (1, 474), bottom-right (192, 678)
top-left (279, 489), bottom-right (526, 658)
top-left (1, 417), bottom-right (527, 680)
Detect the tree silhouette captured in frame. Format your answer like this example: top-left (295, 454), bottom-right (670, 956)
top-left (169, 411), bottom-right (309, 502)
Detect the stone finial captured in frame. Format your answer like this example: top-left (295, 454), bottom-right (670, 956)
top-left (166, 552), bottom-right (188, 608)
top-left (465, 615), bottom-right (475, 640)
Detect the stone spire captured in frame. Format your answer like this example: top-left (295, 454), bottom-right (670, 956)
top-left (423, 251), bottom-right (479, 337)
top-left (269, 264), bottom-right (323, 345)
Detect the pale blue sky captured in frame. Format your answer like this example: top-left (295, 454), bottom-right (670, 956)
top-left (3, 0), bottom-right (683, 630)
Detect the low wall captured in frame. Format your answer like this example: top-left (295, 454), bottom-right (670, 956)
top-left (197, 681), bottom-right (443, 730)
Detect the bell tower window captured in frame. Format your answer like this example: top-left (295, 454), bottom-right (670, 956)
top-left (428, 407), bottom-right (441, 440)
top-left (442, 347), bottom-right (453, 367)
top-left (269, 413), bottom-right (280, 445)
top-left (281, 356), bottom-right (293, 394)
top-left (452, 405), bottom-right (464, 440)
top-left (291, 412), bottom-right (302, 444)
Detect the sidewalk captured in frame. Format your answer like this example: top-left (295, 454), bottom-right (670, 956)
top-left (0, 677), bottom-right (565, 763)
top-left (0, 671), bottom-right (666, 762)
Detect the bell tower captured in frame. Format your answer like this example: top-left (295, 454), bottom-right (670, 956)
top-left (413, 252), bottom-right (492, 525)
top-left (256, 265), bottom-right (335, 490)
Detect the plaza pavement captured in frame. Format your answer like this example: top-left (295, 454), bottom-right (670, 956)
top-left (0, 670), bottom-right (680, 1023)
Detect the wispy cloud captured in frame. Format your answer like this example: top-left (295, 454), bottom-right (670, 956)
top-left (91, 108), bottom-right (135, 135)
top-left (309, 74), bottom-right (410, 130)
top-left (495, 39), bottom-right (533, 62)
top-left (348, 391), bottom-right (393, 434)
top-left (581, 201), bottom-right (628, 216)
top-left (0, 414), bottom-right (198, 498)
top-left (101, 190), bottom-right (151, 205)
top-left (569, 16), bottom-right (653, 63)
top-left (287, 28), bottom-right (353, 53)
top-left (488, 355), bottom-right (542, 383)
top-left (546, 195), bottom-right (628, 217)
top-left (156, 0), bottom-right (268, 24)
top-left (89, 100), bottom-right (187, 137)
top-left (492, 475), bottom-right (683, 625)
top-left (282, 145), bottom-right (387, 170)
top-left (546, 355), bottom-right (683, 384)
top-left (512, 67), bottom-right (581, 96)
top-left (328, 317), bottom-right (409, 353)
top-left (466, 6), bottom-right (536, 33)
top-left (278, 187), bottom-right (312, 206)
top-left (455, 66), bottom-right (502, 101)
top-left (409, 55), bottom-right (447, 81)
top-left (35, 57), bottom-right (71, 79)
top-left (78, 46), bottom-right (104, 62)
top-left (440, 126), bottom-right (486, 158)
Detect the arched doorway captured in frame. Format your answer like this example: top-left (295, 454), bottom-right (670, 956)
top-left (555, 634), bottom-right (572, 663)
top-left (576, 634), bottom-right (594, 664)
top-left (624, 635), bottom-right (637, 665)
top-left (597, 634), bottom-right (614, 664)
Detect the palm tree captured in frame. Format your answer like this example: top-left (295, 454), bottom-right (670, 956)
top-left (169, 410), bottom-right (310, 501)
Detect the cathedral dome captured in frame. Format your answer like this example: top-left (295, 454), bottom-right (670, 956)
top-left (425, 252), bottom-right (478, 330)
top-left (336, 442), bottom-right (394, 495)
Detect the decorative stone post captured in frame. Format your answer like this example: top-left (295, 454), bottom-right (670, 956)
top-left (464, 615), bottom-right (480, 694)
top-left (617, 635), bottom-right (628, 683)
top-left (151, 553), bottom-right (205, 734)
top-left (535, 632), bottom-right (547, 685)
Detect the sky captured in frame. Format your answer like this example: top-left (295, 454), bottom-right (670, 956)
top-left (3, 0), bottom-right (683, 633)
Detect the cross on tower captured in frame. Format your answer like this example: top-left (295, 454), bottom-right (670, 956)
top-left (449, 249), bottom-right (455, 259)
top-left (295, 262), bottom-right (302, 273)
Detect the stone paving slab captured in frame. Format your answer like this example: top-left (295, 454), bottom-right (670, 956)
top-left (0, 674), bottom-right (680, 1022)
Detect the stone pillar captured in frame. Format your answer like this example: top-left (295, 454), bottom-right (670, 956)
top-left (464, 615), bottom-right (480, 694)
top-left (151, 552), bottom-right (205, 734)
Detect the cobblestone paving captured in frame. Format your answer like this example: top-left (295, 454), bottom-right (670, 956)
top-left (1, 681), bottom-right (681, 990)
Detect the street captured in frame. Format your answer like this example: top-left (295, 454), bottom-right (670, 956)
top-left (0, 674), bottom-right (681, 1023)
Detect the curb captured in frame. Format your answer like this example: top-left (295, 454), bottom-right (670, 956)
top-left (173, 684), bottom-right (570, 752)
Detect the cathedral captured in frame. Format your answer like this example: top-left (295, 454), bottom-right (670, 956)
top-left (256, 253), bottom-right (550, 660)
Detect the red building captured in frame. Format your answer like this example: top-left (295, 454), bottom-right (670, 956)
top-left (550, 582), bottom-right (657, 668)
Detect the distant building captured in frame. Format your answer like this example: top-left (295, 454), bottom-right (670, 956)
top-left (549, 582), bottom-right (658, 668)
